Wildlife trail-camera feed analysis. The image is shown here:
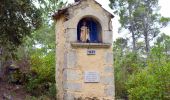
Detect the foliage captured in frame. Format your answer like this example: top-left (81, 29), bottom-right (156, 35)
top-left (110, 1), bottom-right (170, 99)
top-left (0, 0), bottom-right (64, 99)
top-left (0, 0), bottom-right (42, 59)
top-left (113, 35), bottom-right (170, 99)
top-left (114, 51), bottom-right (144, 98)
top-left (25, 95), bottom-right (51, 100)
top-left (109, 0), bottom-right (170, 54)
top-left (21, 0), bottom-right (65, 98)
top-left (7, 68), bottom-right (22, 83)
top-left (37, 0), bottom-right (65, 23)
top-left (126, 45), bottom-right (170, 100)
top-left (25, 50), bottom-right (56, 98)
top-left (113, 38), bottom-right (141, 98)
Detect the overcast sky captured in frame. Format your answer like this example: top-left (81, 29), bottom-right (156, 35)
top-left (64, 0), bottom-right (170, 40)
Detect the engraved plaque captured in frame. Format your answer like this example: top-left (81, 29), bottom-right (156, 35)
top-left (84, 71), bottom-right (100, 83)
top-left (87, 49), bottom-right (96, 55)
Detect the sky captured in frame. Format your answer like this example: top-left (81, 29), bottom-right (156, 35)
top-left (64, 0), bottom-right (170, 41)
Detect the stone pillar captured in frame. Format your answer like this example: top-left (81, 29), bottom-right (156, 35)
top-left (54, 0), bottom-right (115, 99)
top-left (56, 23), bottom-right (115, 100)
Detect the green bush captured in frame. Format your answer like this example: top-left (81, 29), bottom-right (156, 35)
top-left (25, 49), bottom-right (56, 98)
top-left (126, 46), bottom-right (170, 100)
top-left (47, 83), bottom-right (56, 98)
top-left (114, 52), bottom-right (143, 99)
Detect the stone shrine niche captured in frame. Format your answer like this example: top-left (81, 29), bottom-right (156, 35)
top-left (53, 0), bottom-right (115, 99)
top-left (77, 17), bottom-right (102, 43)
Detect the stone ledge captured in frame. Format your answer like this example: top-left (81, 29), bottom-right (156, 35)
top-left (71, 42), bottom-right (111, 48)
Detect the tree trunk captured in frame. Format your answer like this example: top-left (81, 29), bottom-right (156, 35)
top-left (131, 28), bottom-right (136, 52)
top-left (144, 29), bottom-right (150, 54)
top-left (143, 13), bottom-right (150, 54)
top-left (128, 3), bottom-right (136, 52)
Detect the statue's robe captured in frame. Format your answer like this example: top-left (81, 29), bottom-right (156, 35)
top-left (80, 26), bottom-right (90, 42)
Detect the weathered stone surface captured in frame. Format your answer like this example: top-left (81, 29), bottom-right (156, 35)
top-left (104, 66), bottom-right (113, 73)
top-left (64, 82), bottom-right (82, 91)
top-left (63, 69), bottom-right (81, 81)
top-left (101, 76), bottom-right (114, 85)
top-left (64, 51), bottom-right (77, 68)
top-left (105, 52), bottom-right (113, 64)
top-left (71, 43), bottom-right (111, 48)
top-left (103, 31), bottom-right (113, 44)
top-left (63, 93), bottom-right (74, 100)
top-left (67, 29), bottom-right (77, 42)
top-left (65, 0), bottom-right (112, 31)
top-left (55, 0), bottom-right (115, 99)
top-left (104, 86), bottom-right (115, 97)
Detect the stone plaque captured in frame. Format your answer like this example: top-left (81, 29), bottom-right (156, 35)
top-left (84, 71), bottom-right (100, 83)
top-left (87, 49), bottom-right (96, 55)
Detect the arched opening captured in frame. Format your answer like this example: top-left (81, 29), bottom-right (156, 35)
top-left (77, 17), bottom-right (102, 43)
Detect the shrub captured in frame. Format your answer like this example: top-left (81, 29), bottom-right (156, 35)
top-left (25, 50), bottom-right (56, 98)
top-left (126, 46), bottom-right (170, 99)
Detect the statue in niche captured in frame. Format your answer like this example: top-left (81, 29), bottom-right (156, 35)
top-left (80, 21), bottom-right (90, 42)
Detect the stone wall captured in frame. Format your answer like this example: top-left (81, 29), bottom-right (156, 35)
top-left (55, 15), bottom-right (66, 100)
top-left (55, 0), bottom-right (115, 99)
top-left (63, 0), bottom-right (113, 43)
top-left (62, 48), bottom-right (114, 99)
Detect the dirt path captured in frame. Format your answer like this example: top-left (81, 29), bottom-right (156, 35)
top-left (0, 80), bottom-right (31, 100)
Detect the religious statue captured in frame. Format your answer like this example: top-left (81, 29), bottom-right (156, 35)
top-left (80, 21), bottom-right (90, 42)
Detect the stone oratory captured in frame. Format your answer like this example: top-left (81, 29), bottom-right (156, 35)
top-left (53, 0), bottom-right (115, 99)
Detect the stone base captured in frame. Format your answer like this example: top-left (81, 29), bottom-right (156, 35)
top-left (63, 92), bottom-right (114, 100)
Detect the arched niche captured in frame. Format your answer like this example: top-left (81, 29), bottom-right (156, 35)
top-left (77, 17), bottom-right (102, 43)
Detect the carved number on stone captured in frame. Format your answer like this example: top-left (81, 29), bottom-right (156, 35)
top-left (87, 49), bottom-right (96, 55)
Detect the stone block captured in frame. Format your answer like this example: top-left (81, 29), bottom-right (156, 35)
top-left (104, 66), bottom-right (113, 73)
top-left (104, 86), bottom-right (115, 97)
top-left (105, 52), bottom-right (113, 64)
top-left (64, 82), bottom-right (82, 92)
top-left (63, 69), bottom-right (81, 81)
top-left (103, 31), bottom-right (113, 44)
top-left (64, 51), bottom-right (77, 68)
top-left (101, 76), bottom-right (114, 85)
top-left (67, 28), bottom-right (77, 42)
top-left (63, 93), bottom-right (74, 100)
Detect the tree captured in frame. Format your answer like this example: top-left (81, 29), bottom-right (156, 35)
top-left (0, 0), bottom-right (42, 59)
top-left (38, 0), bottom-right (65, 23)
top-left (17, 0), bottom-right (65, 58)
top-left (0, 0), bottom-right (42, 78)
top-left (19, 0), bottom-right (66, 98)
top-left (132, 0), bottom-right (160, 53)
top-left (156, 33), bottom-right (170, 61)
top-left (109, 0), bottom-right (170, 54)
top-left (109, 0), bottom-right (139, 52)
top-left (113, 38), bottom-right (143, 99)
top-left (110, 1), bottom-right (170, 99)
top-left (126, 45), bottom-right (170, 99)
top-left (23, 0), bottom-right (65, 52)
